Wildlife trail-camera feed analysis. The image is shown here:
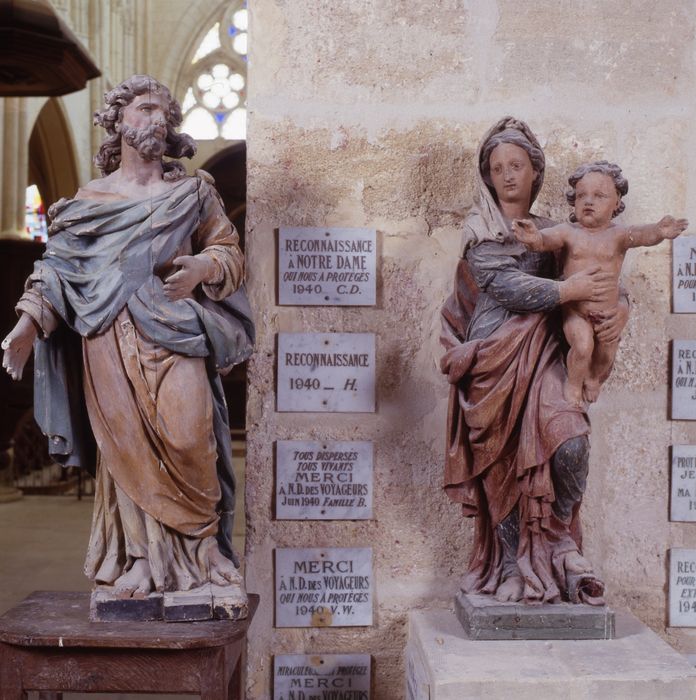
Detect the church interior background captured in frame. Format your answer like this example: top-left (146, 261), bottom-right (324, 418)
top-left (1, 2), bottom-right (249, 696)
top-left (4, 1), bottom-right (696, 698)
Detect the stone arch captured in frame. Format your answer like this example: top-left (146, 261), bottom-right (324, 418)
top-left (200, 142), bottom-right (247, 249)
top-left (28, 97), bottom-right (79, 210)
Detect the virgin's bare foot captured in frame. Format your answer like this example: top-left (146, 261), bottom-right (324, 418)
top-left (564, 381), bottom-right (585, 408)
top-left (495, 575), bottom-right (524, 602)
top-left (583, 379), bottom-right (601, 403)
top-left (208, 542), bottom-right (243, 587)
top-left (113, 558), bottom-right (153, 597)
top-left (564, 551), bottom-right (592, 574)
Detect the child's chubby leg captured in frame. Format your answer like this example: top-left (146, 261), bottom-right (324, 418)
top-left (562, 309), bottom-right (595, 408)
top-left (583, 332), bottom-right (619, 403)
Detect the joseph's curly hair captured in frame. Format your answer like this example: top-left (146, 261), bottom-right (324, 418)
top-left (566, 160), bottom-right (628, 222)
top-left (93, 74), bottom-right (196, 180)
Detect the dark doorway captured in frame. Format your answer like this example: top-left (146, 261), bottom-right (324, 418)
top-left (201, 143), bottom-right (247, 433)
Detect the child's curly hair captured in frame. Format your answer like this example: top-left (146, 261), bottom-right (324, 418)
top-left (566, 160), bottom-right (628, 222)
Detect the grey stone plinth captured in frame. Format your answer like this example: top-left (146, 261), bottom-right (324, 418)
top-left (456, 592), bottom-right (614, 640)
top-left (406, 607), bottom-right (696, 700)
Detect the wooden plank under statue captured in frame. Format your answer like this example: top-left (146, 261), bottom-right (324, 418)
top-left (0, 75), bottom-right (255, 622)
top-left (439, 117), bottom-right (687, 639)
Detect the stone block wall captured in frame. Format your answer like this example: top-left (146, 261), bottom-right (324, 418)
top-left (245, 2), bottom-right (696, 697)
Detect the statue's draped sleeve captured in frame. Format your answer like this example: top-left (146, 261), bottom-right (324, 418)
top-left (16, 280), bottom-right (60, 337)
top-left (466, 241), bottom-right (560, 318)
top-left (194, 176), bottom-right (244, 301)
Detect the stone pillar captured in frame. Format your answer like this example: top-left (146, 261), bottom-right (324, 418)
top-left (0, 97), bottom-right (29, 237)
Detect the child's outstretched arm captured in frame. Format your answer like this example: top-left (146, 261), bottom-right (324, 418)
top-left (512, 219), bottom-right (568, 252)
top-left (623, 216), bottom-right (688, 249)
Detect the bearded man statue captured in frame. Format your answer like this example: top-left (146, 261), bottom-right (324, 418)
top-left (2, 75), bottom-right (255, 620)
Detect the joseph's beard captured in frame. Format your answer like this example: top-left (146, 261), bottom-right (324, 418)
top-left (120, 123), bottom-right (167, 161)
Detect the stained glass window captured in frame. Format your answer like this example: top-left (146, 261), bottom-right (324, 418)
top-left (181, 2), bottom-right (248, 141)
top-left (25, 185), bottom-right (47, 241)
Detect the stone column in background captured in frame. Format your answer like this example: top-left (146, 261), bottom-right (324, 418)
top-left (0, 97), bottom-right (29, 237)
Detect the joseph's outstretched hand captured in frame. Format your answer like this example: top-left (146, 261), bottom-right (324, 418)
top-left (1, 314), bottom-right (38, 381)
top-left (658, 216), bottom-right (689, 240)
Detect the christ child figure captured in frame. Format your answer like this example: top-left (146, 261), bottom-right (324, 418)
top-left (512, 160), bottom-right (687, 406)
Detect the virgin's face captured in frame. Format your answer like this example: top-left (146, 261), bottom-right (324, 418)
top-left (487, 142), bottom-right (537, 209)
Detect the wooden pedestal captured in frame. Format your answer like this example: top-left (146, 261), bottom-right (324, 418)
top-left (0, 590), bottom-right (259, 699)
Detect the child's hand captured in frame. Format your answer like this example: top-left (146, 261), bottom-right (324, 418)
top-left (658, 215), bottom-right (688, 240)
top-left (512, 219), bottom-right (540, 245)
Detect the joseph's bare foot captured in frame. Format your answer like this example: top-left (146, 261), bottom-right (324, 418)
top-left (208, 542), bottom-right (244, 587)
top-left (564, 551), bottom-right (593, 574)
top-left (113, 558), bottom-right (153, 597)
top-left (495, 575), bottom-right (524, 602)
top-left (564, 381), bottom-right (585, 408)
top-left (583, 379), bottom-right (601, 403)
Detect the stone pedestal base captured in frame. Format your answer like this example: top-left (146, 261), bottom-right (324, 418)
top-left (406, 607), bottom-right (696, 700)
top-left (456, 592), bottom-right (615, 640)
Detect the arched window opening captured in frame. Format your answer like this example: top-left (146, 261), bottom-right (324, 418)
top-left (181, 3), bottom-right (248, 141)
top-left (25, 185), bottom-right (47, 241)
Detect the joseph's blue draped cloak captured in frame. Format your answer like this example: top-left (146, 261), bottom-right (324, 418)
top-left (23, 175), bottom-right (254, 562)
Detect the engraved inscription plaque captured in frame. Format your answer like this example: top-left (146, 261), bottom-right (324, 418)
top-left (672, 341), bottom-right (696, 420)
top-left (275, 547), bottom-right (373, 628)
top-left (673, 237), bottom-right (696, 313)
top-left (276, 440), bottom-right (373, 520)
top-left (669, 548), bottom-right (696, 627)
top-left (277, 333), bottom-right (376, 413)
top-left (279, 227), bottom-right (376, 306)
top-left (273, 653), bottom-right (371, 700)
top-left (671, 445), bottom-right (696, 521)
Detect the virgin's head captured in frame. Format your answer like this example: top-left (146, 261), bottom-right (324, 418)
top-left (480, 125), bottom-right (545, 211)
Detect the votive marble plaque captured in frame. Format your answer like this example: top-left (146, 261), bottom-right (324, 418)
top-left (275, 547), bottom-right (373, 628)
top-left (273, 653), bottom-right (371, 700)
top-left (673, 236), bottom-right (696, 313)
top-left (671, 445), bottom-right (696, 521)
top-left (277, 333), bottom-right (376, 413)
top-left (276, 440), bottom-right (373, 520)
top-left (672, 341), bottom-right (696, 420)
top-left (670, 548), bottom-right (696, 627)
top-left (279, 226), bottom-right (376, 306)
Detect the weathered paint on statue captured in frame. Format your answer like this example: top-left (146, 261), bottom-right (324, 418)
top-left (440, 117), bottom-right (630, 607)
top-left (2, 75), bottom-right (254, 620)
top-left (513, 161), bottom-right (687, 406)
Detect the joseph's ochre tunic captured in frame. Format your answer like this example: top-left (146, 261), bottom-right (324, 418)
top-left (18, 174), bottom-right (250, 590)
